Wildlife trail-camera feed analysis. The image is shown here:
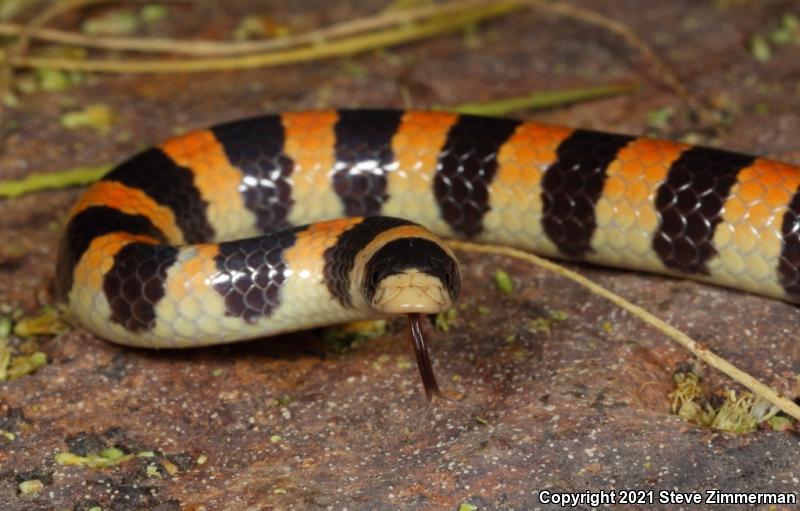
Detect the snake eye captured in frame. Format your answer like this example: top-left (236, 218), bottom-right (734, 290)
top-left (368, 267), bottom-right (383, 290)
top-left (440, 265), bottom-right (461, 301)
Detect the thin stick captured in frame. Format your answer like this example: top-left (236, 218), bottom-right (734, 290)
top-left (0, 0), bottom-right (695, 115)
top-left (0, 164), bottom-right (111, 198)
top-left (0, 0), bottom-right (514, 57)
top-left (6, 2), bottom-right (520, 73)
top-left (525, 0), bottom-right (701, 111)
top-left (0, 0), bottom-right (694, 114)
top-left (1, 0), bottom-right (108, 101)
top-left (12, 0), bottom-right (107, 55)
top-left (443, 82), bottom-right (639, 116)
top-left (446, 239), bottom-right (800, 422)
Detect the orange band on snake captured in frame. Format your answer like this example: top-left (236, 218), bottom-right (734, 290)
top-left (55, 109), bottom-right (800, 396)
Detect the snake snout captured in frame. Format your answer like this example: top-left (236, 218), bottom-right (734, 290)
top-left (363, 236), bottom-right (461, 315)
top-left (370, 270), bottom-right (453, 314)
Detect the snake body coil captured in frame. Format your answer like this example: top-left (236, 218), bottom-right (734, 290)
top-left (57, 109), bottom-right (800, 352)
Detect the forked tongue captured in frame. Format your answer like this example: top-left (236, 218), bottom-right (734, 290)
top-left (406, 313), bottom-right (443, 401)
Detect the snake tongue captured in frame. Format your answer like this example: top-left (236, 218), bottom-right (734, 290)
top-left (406, 313), bottom-right (443, 401)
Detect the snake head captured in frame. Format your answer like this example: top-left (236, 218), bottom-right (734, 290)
top-left (363, 237), bottom-right (461, 315)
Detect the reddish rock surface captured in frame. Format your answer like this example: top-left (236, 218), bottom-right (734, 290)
top-left (0, 1), bottom-right (798, 509)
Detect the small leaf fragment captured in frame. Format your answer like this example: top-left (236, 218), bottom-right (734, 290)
top-left (19, 479), bottom-right (43, 495)
top-left (494, 269), bottom-right (514, 294)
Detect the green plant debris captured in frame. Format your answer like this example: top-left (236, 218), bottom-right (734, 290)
top-left (341, 59), bottom-right (369, 78)
top-left (710, 391), bottom-right (761, 433)
top-left (55, 450), bottom-right (134, 468)
top-left (527, 318), bottom-right (551, 333)
top-left (475, 416), bottom-right (490, 426)
top-left (145, 463), bottom-right (161, 478)
top-left (232, 15), bottom-right (290, 41)
top-left (161, 459), bottom-right (179, 476)
top-left (0, 316), bottom-right (12, 337)
top-left (477, 305), bottom-right (491, 315)
top-left (767, 415), bottom-right (795, 432)
top-left (0, 338), bottom-right (47, 381)
top-left (671, 371), bottom-right (715, 425)
top-left (1, 430), bottom-right (16, 441)
top-left (272, 395), bottom-right (291, 407)
top-left (212, 368), bottom-right (224, 377)
top-left (14, 306), bottom-right (69, 337)
top-left (767, 13), bottom-right (800, 46)
top-left (100, 447), bottom-right (125, 460)
top-left (61, 104), bottom-right (116, 133)
top-left (435, 308), bottom-right (458, 331)
top-left (232, 16), bottom-right (268, 41)
top-left (372, 353), bottom-right (391, 370)
top-left (526, 310), bottom-right (567, 335)
top-left (82, 10), bottom-right (140, 36)
top-left (55, 445), bottom-right (161, 469)
top-left (458, 503), bottom-right (478, 511)
top-left (18, 479), bottom-right (43, 495)
top-left (440, 83), bottom-right (639, 117)
top-left (749, 13), bottom-right (800, 63)
top-left (0, 340), bottom-right (9, 380)
top-left (270, 434), bottom-right (282, 443)
top-left (396, 356), bottom-right (412, 369)
top-left (322, 319), bottom-right (387, 352)
top-left (749, 35), bottom-right (772, 62)
top-left (88, 507), bottom-right (102, 511)
top-left (0, 164), bottom-right (110, 199)
top-left (3, 90), bottom-right (19, 109)
top-left (273, 488), bottom-right (288, 494)
top-left (670, 370), bottom-right (780, 433)
top-left (35, 68), bottom-right (84, 92)
top-left (140, 5), bottom-right (168, 23)
top-left (7, 351), bottom-right (47, 380)
top-left (461, 18), bottom-right (482, 48)
top-left (646, 106), bottom-right (675, 130)
top-left (493, 269), bottom-right (514, 294)
top-left (602, 321), bottom-right (613, 334)
top-left (196, 455), bottom-right (208, 465)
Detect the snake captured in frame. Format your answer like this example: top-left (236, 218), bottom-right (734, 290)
top-left (55, 109), bottom-right (800, 398)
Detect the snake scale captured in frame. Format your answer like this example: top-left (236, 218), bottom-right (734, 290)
top-left (55, 109), bottom-right (800, 396)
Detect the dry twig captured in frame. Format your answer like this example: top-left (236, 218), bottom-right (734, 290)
top-left (447, 239), bottom-right (800, 422)
top-left (5, 2), bottom-right (520, 73)
top-left (0, 0), bottom-right (693, 111)
top-left (527, 0), bottom-right (702, 112)
top-left (0, 0), bottom-right (514, 56)
top-left (1, 0), bottom-right (107, 102)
